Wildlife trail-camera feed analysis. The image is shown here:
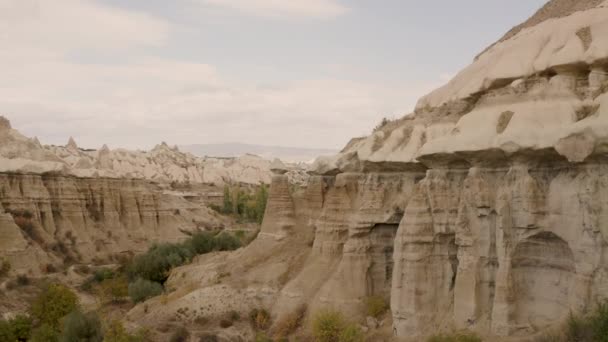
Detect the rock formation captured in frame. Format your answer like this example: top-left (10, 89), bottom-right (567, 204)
top-left (3, 1), bottom-right (608, 339)
top-left (0, 172), bottom-right (227, 275)
top-left (144, 1), bottom-right (608, 339)
top-left (0, 116), bottom-right (306, 186)
top-left (0, 117), bottom-right (305, 276)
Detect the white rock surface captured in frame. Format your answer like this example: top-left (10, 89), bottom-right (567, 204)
top-left (0, 117), bottom-right (307, 186)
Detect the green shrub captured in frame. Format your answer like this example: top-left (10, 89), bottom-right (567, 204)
top-left (589, 301), bottom-right (608, 340)
top-left (365, 295), bottom-right (388, 318)
top-left (214, 233), bottom-right (241, 251)
top-left (339, 324), bottom-right (364, 342)
top-left (30, 324), bottom-right (59, 342)
top-left (93, 268), bottom-right (115, 282)
top-left (534, 301), bottom-right (608, 342)
top-left (126, 232), bottom-right (242, 286)
top-left (9, 314), bottom-right (32, 340)
top-left (128, 243), bottom-right (194, 283)
top-left (0, 320), bottom-right (16, 342)
top-left (235, 230), bottom-right (246, 240)
top-left (187, 232), bottom-right (216, 254)
top-left (312, 310), bottom-right (345, 342)
top-left (60, 310), bottom-right (103, 342)
top-left (128, 278), bottom-right (163, 303)
top-left (221, 185), bottom-right (268, 223)
top-left (99, 276), bottom-right (129, 303)
top-left (427, 332), bottom-right (482, 342)
top-left (169, 326), bottom-right (189, 342)
top-left (31, 283), bottom-right (79, 329)
top-left (103, 320), bottom-right (144, 342)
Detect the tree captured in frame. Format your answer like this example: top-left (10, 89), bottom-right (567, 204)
top-left (254, 184), bottom-right (268, 224)
top-left (128, 278), bottom-right (163, 303)
top-left (0, 320), bottom-right (16, 342)
top-left (99, 277), bottom-right (129, 304)
top-left (10, 314), bottom-right (32, 341)
top-left (60, 310), bottom-right (103, 342)
top-left (222, 185), bottom-right (233, 214)
top-left (30, 324), bottom-right (59, 342)
top-left (31, 284), bottom-right (79, 329)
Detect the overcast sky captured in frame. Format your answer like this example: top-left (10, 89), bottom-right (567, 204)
top-left (1, 0), bottom-right (546, 150)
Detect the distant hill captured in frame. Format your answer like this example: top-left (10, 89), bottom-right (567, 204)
top-left (180, 143), bottom-right (337, 163)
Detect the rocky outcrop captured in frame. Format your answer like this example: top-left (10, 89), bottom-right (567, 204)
top-left (0, 172), bottom-right (226, 275)
top-left (150, 0), bottom-right (608, 339)
top-left (1, 116), bottom-right (307, 186)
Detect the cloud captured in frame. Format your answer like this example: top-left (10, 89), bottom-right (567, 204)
top-left (198, 0), bottom-right (349, 19)
top-left (0, 0), bottom-right (439, 151)
top-left (0, 0), bottom-right (170, 52)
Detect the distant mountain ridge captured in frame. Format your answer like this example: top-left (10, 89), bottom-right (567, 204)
top-left (180, 142), bottom-right (338, 163)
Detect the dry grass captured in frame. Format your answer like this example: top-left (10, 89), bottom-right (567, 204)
top-left (249, 308), bottom-right (271, 331)
top-left (273, 304), bottom-right (307, 340)
top-left (365, 295), bottom-right (389, 318)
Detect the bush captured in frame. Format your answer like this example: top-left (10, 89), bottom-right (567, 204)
top-left (99, 277), bottom-right (129, 303)
top-left (339, 324), bottom-right (364, 342)
top-left (220, 185), bottom-right (268, 223)
top-left (214, 233), bottom-right (241, 251)
top-left (128, 278), bottom-right (163, 303)
top-left (31, 283), bottom-right (79, 329)
top-left (9, 314), bottom-right (33, 341)
top-left (169, 326), bottom-right (190, 342)
top-left (427, 332), bottom-right (482, 342)
top-left (30, 324), bottom-right (59, 342)
top-left (534, 301), bottom-right (608, 342)
top-left (128, 243), bottom-right (194, 283)
top-left (127, 232), bottom-right (242, 284)
top-left (365, 295), bottom-right (388, 318)
top-left (103, 320), bottom-right (144, 342)
top-left (0, 320), bottom-right (16, 342)
top-left (250, 308), bottom-right (271, 331)
top-left (187, 232), bottom-right (216, 254)
top-left (59, 310), bottom-right (103, 342)
top-left (312, 310), bottom-right (345, 342)
top-left (273, 305), bottom-right (306, 340)
top-left (93, 268), bottom-right (114, 282)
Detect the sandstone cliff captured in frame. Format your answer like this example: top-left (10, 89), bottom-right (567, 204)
top-left (138, 1), bottom-right (608, 339)
top-left (0, 172), bottom-right (227, 275)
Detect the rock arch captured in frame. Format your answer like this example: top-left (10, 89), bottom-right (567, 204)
top-left (510, 231), bottom-right (575, 330)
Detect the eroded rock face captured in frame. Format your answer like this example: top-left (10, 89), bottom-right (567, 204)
top-left (248, 0), bottom-right (608, 338)
top-left (0, 173), bottom-right (225, 274)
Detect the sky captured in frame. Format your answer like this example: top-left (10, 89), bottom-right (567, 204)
top-left (0, 0), bottom-right (547, 150)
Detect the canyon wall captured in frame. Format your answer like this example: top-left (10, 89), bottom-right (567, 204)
top-left (0, 172), bottom-right (225, 275)
top-left (167, 1), bottom-right (608, 338)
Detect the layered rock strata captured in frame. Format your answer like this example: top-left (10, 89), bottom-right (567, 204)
top-left (154, 1), bottom-right (608, 339)
top-left (0, 172), bottom-right (225, 275)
